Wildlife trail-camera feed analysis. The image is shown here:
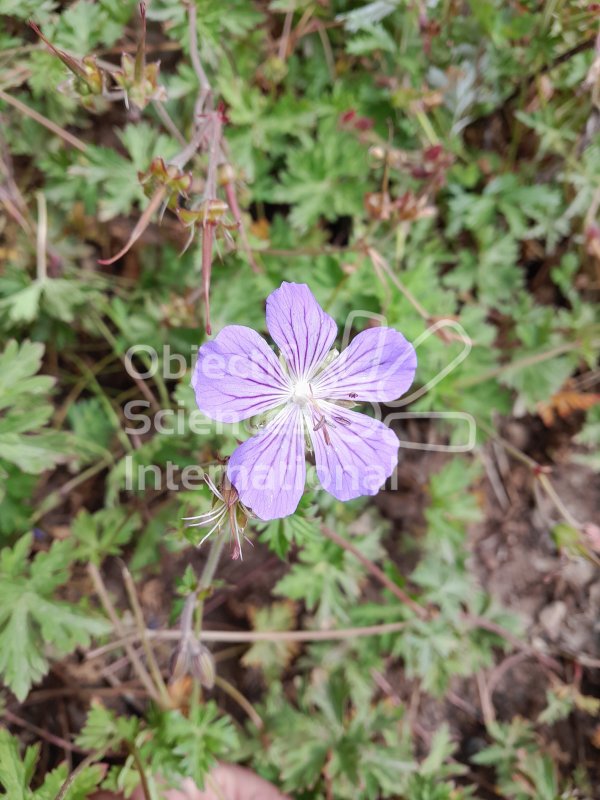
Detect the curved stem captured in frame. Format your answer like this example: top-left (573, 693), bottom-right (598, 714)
top-left (0, 88), bottom-right (88, 152)
top-left (214, 675), bottom-right (263, 730)
top-left (320, 525), bottom-right (427, 618)
top-left (128, 743), bottom-right (152, 800)
top-left (55, 748), bottom-right (107, 800)
top-left (198, 529), bottom-right (227, 593)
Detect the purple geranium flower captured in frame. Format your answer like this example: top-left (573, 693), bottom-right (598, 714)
top-left (192, 282), bottom-right (416, 521)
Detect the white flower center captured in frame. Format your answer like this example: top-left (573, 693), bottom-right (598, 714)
top-left (292, 379), bottom-right (312, 405)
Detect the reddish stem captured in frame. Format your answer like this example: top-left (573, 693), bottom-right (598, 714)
top-left (202, 222), bottom-right (214, 335)
top-left (98, 185), bottom-right (167, 265)
top-left (223, 180), bottom-right (260, 274)
top-left (135, 2), bottom-right (147, 82)
top-left (28, 20), bottom-right (88, 82)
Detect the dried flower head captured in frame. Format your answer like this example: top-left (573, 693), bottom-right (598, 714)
top-left (170, 592), bottom-right (216, 690)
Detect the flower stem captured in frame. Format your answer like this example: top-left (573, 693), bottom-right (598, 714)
top-left (35, 191), bottom-right (47, 282)
top-left (198, 528), bottom-right (227, 593)
top-left (214, 675), bottom-right (263, 729)
top-left (55, 748), bottom-right (108, 800)
top-left (186, 531), bottom-right (227, 710)
top-left (128, 743), bottom-right (152, 800)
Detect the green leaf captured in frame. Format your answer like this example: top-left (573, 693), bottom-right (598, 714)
top-left (0, 340), bottom-right (70, 474)
top-left (71, 507), bottom-right (141, 565)
top-left (267, 120), bottom-right (368, 230)
top-left (0, 728), bottom-right (39, 800)
top-left (76, 703), bottom-right (139, 752)
top-left (242, 601), bottom-right (298, 678)
top-left (144, 704), bottom-right (239, 789)
top-left (0, 535), bottom-right (110, 700)
top-left (275, 528), bottom-right (383, 625)
top-left (0, 728), bottom-right (104, 799)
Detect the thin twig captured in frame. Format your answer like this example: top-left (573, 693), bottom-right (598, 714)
top-left (186, 1), bottom-right (212, 113)
top-left (368, 246), bottom-right (430, 320)
top-left (35, 191), bottom-right (47, 282)
top-left (316, 22), bottom-right (335, 82)
top-left (464, 614), bottom-right (562, 672)
top-left (153, 100), bottom-right (187, 146)
top-left (121, 562), bottom-right (171, 707)
top-left (253, 244), bottom-right (359, 256)
top-left (2, 708), bottom-right (85, 754)
top-left (538, 472), bottom-right (582, 529)
top-left (320, 524), bottom-right (427, 618)
top-left (92, 311), bottom-right (162, 412)
top-left (486, 35), bottom-right (596, 118)
top-left (87, 562), bottom-right (162, 704)
top-left (214, 675), bottom-right (263, 730)
top-left (475, 416), bottom-right (584, 532)
top-left (368, 246), bottom-right (470, 344)
top-left (98, 185), bottom-right (167, 265)
top-left (455, 340), bottom-right (594, 389)
top-left (86, 621), bottom-right (410, 661)
top-left (486, 651), bottom-right (530, 697)
top-left (0, 88), bottom-right (88, 152)
top-left (23, 686), bottom-right (149, 704)
top-left (278, 11), bottom-right (294, 61)
top-left (55, 749), bottom-right (107, 800)
top-left (322, 526), bottom-right (562, 674)
top-left (128, 743), bottom-right (153, 800)
top-left (30, 453), bottom-right (118, 524)
top-left (476, 670), bottom-right (496, 728)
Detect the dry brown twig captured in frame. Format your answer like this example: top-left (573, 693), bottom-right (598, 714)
top-left (87, 562), bottom-right (165, 706)
top-left (86, 621), bottom-right (410, 661)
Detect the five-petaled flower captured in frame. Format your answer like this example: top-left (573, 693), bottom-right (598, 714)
top-left (192, 282), bottom-right (417, 521)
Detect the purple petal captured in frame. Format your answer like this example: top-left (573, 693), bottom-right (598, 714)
top-left (192, 325), bottom-right (290, 422)
top-left (266, 282), bottom-right (337, 381)
top-left (227, 404), bottom-right (306, 520)
top-left (308, 403), bottom-right (399, 501)
top-left (312, 327), bottom-right (416, 403)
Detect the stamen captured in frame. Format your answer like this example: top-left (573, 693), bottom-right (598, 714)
top-left (311, 406), bottom-right (333, 446)
top-left (332, 414), bottom-right (351, 426)
top-left (204, 473), bottom-right (224, 501)
top-left (183, 504), bottom-right (226, 522)
top-left (184, 506), bottom-right (227, 527)
top-left (197, 520), bottom-right (223, 547)
top-left (182, 507), bottom-right (222, 521)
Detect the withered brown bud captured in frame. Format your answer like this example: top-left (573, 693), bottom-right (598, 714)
top-left (171, 635), bottom-right (216, 690)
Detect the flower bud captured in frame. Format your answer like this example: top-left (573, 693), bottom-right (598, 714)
top-left (218, 163), bottom-right (237, 186)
